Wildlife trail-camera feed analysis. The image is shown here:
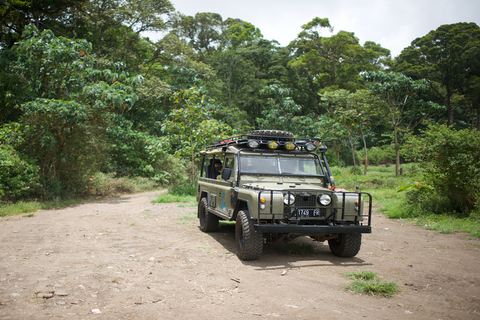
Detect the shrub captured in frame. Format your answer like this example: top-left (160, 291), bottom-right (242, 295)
top-left (405, 125), bottom-right (480, 216)
top-left (0, 145), bottom-right (39, 201)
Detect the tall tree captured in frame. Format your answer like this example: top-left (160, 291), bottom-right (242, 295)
top-left (321, 89), bottom-right (383, 174)
top-left (161, 88), bottom-right (233, 183)
top-left (0, 0), bottom-right (88, 48)
top-left (288, 17), bottom-right (390, 114)
top-left (363, 71), bottom-right (437, 177)
top-left (394, 22), bottom-right (480, 127)
top-left (171, 12), bottom-right (223, 57)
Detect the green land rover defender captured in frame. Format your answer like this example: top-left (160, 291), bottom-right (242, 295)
top-left (196, 130), bottom-right (372, 260)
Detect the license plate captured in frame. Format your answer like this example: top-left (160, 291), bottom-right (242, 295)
top-left (297, 209), bottom-right (320, 218)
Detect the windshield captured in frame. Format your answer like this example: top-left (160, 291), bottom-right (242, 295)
top-left (240, 155), bottom-right (323, 176)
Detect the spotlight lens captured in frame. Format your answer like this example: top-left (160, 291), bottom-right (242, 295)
top-left (268, 141), bottom-right (278, 149)
top-left (305, 143), bottom-right (317, 152)
top-left (285, 142), bottom-right (295, 150)
top-left (248, 140), bottom-right (259, 148)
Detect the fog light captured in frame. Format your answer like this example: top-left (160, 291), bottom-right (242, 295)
top-left (260, 204), bottom-right (266, 210)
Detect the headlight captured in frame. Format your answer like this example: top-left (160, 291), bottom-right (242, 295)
top-left (247, 139), bottom-right (259, 148)
top-left (283, 193), bottom-right (295, 205)
top-left (317, 193), bottom-right (331, 206)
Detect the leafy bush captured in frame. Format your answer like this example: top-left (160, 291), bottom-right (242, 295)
top-left (168, 183), bottom-right (197, 196)
top-left (357, 145), bottom-right (396, 166)
top-left (405, 125), bottom-right (480, 216)
top-left (0, 145), bottom-right (39, 200)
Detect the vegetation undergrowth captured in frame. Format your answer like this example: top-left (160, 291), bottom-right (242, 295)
top-left (153, 182), bottom-right (197, 204)
top-left (331, 165), bottom-right (480, 238)
top-left (343, 271), bottom-right (399, 297)
top-left (0, 174), bottom-right (160, 217)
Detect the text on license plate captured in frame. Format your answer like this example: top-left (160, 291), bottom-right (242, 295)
top-left (297, 209), bottom-right (320, 217)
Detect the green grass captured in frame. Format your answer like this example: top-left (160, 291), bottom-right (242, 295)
top-left (330, 165), bottom-right (480, 238)
top-left (343, 271), bottom-right (399, 297)
top-left (343, 270), bottom-right (377, 281)
top-left (0, 198), bottom-right (100, 217)
top-left (152, 193), bottom-right (196, 204)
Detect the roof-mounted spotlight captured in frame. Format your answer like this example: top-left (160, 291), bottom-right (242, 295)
top-left (247, 139), bottom-right (259, 148)
top-left (305, 142), bottom-right (317, 152)
top-left (285, 142), bottom-right (296, 150)
top-left (268, 141), bottom-right (278, 149)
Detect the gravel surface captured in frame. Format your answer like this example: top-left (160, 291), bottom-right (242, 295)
top-left (1, 191), bottom-right (479, 319)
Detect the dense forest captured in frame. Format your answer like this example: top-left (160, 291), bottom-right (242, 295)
top-left (1, 0), bottom-right (479, 215)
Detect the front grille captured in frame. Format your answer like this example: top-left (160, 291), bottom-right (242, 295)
top-left (296, 195), bottom-right (316, 207)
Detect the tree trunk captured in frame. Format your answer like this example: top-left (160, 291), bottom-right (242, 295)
top-left (361, 127), bottom-right (368, 175)
top-left (394, 124), bottom-right (400, 177)
top-left (190, 135), bottom-right (195, 184)
top-left (446, 88), bottom-right (453, 126)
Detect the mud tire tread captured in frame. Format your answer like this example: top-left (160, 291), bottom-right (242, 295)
top-left (198, 197), bottom-right (219, 232)
top-left (328, 233), bottom-right (362, 257)
top-left (235, 211), bottom-right (263, 260)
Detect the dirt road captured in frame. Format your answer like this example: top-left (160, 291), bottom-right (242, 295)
top-left (1, 191), bottom-right (479, 319)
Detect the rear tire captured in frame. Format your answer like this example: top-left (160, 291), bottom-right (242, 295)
top-left (328, 233), bottom-right (362, 257)
top-left (198, 198), bottom-right (219, 232)
top-left (235, 211), bottom-right (263, 260)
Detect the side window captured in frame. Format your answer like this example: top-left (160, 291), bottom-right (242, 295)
top-left (223, 156), bottom-right (235, 181)
top-left (203, 156), bottom-right (224, 179)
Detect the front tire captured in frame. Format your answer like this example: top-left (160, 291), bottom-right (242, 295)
top-left (235, 211), bottom-right (263, 260)
top-left (328, 233), bottom-right (362, 257)
top-left (198, 197), bottom-right (219, 232)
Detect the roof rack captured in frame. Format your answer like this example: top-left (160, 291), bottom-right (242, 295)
top-left (205, 133), bottom-right (324, 153)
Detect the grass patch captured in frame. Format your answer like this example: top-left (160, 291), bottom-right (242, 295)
top-left (343, 271), bottom-right (399, 297)
top-left (152, 193), bottom-right (196, 204)
top-left (0, 198), bottom-right (100, 217)
top-left (283, 242), bottom-right (316, 255)
top-left (343, 270), bottom-right (377, 281)
top-left (411, 214), bottom-right (480, 237)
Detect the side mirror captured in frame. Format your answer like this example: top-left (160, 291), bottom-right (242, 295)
top-left (222, 168), bottom-right (232, 180)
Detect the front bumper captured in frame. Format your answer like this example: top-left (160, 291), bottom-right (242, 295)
top-left (255, 224), bottom-right (371, 234)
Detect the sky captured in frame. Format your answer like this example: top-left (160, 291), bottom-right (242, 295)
top-left (143, 0), bottom-right (480, 58)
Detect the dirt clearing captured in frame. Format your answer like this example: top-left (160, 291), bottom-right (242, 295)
top-left (1, 191), bottom-right (479, 319)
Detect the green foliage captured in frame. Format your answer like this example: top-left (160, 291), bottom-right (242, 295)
top-left (257, 84), bottom-right (301, 131)
top-left (363, 71), bottom-right (438, 176)
top-left (343, 271), bottom-right (399, 297)
top-left (86, 172), bottom-right (158, 196)
top-left (152, 193), bottom-right (196, 204)
top-left (0, 145), bottom-right (39, 200)
top-left (346, 279), bottom-right (399, 297)
top-left (0, 200), bottom-right (42, 217)
top-left (162, 87), bottom-right (234, 183)
top-left (405, 125), bottom-right (480, 215)
top-left (343, 270), bottom-right (377, 281)
top-left (394, 22), bottom-right (480, 127)
top-left (168, 183), bottom-right (197, 197)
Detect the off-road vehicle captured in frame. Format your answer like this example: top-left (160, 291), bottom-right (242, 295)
top-left (196, 130), bottom-right (372, 260)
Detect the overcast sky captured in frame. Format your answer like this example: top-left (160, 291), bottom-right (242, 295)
top-left (145, 0), bottom-right (480, 58)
